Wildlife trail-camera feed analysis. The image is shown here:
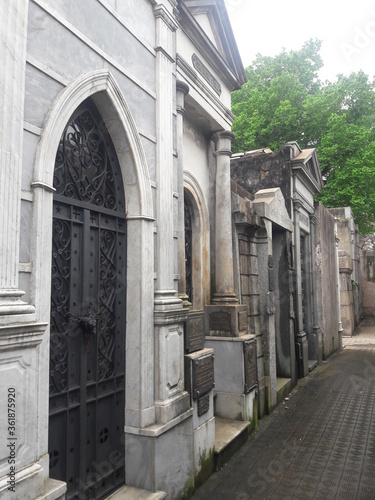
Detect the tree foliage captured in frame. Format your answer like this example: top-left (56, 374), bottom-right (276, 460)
top-left (231, 40), bottom-right (375, 234)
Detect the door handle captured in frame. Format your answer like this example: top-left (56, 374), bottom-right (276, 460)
top-left (68, 306), bottom-right (101, 336)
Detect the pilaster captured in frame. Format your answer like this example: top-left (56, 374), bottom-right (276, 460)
top-left (293, 200), bottom-right (308, 377)
top-left (309, 213), bottom-right (322, 363)
top-left (0, 0), bottom-right (34, 321)
top-left (176, 80), bottom-right (191, 308)
top-left (153, 2), bottom-right (189, 424)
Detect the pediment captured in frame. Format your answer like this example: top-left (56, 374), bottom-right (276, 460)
top-left (178, 0), bottom-right (246, 89)
top-left (195, 12), bottom-right (220, 49)
top-left (285, 142), bottom-right (324, 194)
top-left (292, 148), bottom-right (324, 193)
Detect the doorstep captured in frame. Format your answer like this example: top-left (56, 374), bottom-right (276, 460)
top-left (214, 417), bottom-right (250, 470)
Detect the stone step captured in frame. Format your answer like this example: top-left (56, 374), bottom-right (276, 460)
top-left (308, 359), bottom-right (318, 372)
top-left (214, 417), bottom-right (250, 470)
top-left (35, 479), bottom-right (66, 500)
top-left (276, 377), bottom-right (292, 405)
top-left (105, 486), bottom-right (167, 500)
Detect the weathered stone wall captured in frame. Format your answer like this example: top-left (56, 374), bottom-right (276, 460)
top-left (272, 229), bottom-right (294, 377)
top-left (361, 234), bottom-right (375, 317)
top-left (315, 203), bottom-right (340, 359)
top-left (231, 148), bottom-right (293, 216)
top-left (329, 207), bottom-right (362, 332)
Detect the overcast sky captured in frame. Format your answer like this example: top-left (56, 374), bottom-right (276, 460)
top-left (225, 0), bottom-right (375, 82)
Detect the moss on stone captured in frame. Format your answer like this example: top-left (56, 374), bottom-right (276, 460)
top-left (194, 447), bottom-right (214, 489)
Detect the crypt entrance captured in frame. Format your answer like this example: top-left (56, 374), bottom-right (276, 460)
top-left (48, 99), bottom-right (126, 499)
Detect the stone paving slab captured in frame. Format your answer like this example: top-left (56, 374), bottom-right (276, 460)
top-left (193, 323), bottom-right (375, 500)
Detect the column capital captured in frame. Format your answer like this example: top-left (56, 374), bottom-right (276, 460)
top-left (293, 199), bottom-right (304, 212)
top-left (309, 213), bottom-right (318, 225)
top-left (154, 3), bottom-right (179, 31)
top-left (212, 130), bottom-right (235, 158)
top-left (176, 80), bottom-right (189, 116)
top-left (176, 80), bottom-right (190, 96)
top-left (212, 130), bottom-right (235, 144)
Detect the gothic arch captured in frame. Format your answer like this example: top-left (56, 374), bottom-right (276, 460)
top-left (33, 69), bottom-right (153, 218)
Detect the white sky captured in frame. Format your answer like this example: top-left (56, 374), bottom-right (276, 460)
top-left (225, 0), bottom-right (375, 82)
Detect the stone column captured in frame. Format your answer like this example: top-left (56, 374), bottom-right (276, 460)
top-left (206, 131), bottom-right (248, 337)
top-left (212, 131), bottom-right (238, 304)
top-left (0, 0), bottom-right (35, 321)
top-left (176, 80), bottom-right (191, 307)
top-left (293, 202), bottom-right (303, 332)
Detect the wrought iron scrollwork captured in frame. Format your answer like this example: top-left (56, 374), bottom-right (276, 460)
top-left (50, 218), bottom-right (71, 394)
top-left (53, 107), bottom-right (121, 212)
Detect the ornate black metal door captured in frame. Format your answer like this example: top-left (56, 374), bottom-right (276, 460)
top-left (48, 100), bottom-right (126, 500)
top-left (184, 198), bottom-right (193, 303)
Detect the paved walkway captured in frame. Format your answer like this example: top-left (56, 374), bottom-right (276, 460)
top-left (193, 319), bottom-right (375, 500)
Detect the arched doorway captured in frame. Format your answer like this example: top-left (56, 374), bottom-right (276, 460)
top-left (48, 98), bottom-right (126, 499)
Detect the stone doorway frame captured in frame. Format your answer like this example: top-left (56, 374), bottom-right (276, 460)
top-left (30, 70), bottom-right (155, 489)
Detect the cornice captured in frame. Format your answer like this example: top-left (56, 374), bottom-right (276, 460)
top-left (154, 4), bottom-right (179, 32)
top-left (176, 54), bottom-right (235, 124)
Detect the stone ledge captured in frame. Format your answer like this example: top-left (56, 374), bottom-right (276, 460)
top-left (105, 485), bottom-right (167, 500)
top-left (125, 408), bottom-right (193, 437)
top-left (35, 478), bottom-right (66, 500)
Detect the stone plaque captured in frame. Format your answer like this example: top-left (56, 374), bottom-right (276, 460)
top-left (209, 311), bottom-right (231, 332)
top-left (192, 353), bottom-right (215, 399)
top-left (243, 340), bottom-right (257, 393)
top-left (185, 313), bottom-right (204, 353)
top-left (197, 394), bottom-right (210, 417)
top-left (238, 310), bottom-right (248, 332)
top-left (192, 53), bottom-right (222, 95)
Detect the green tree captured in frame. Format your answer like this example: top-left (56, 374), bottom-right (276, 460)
top-left (232, 42), bottom-right (375, 234)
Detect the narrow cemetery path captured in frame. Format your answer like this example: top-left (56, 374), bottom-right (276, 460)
top-left (193, 319), bottom-right (375, 500)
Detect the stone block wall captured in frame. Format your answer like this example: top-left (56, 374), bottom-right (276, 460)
top-left (232, 189), bottom-right (266, 417)
top-left (360, 234), bottom-right (375, 317)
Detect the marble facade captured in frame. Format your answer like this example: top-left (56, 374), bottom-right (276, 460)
top-left (0, 1), bottom-right (246, 499)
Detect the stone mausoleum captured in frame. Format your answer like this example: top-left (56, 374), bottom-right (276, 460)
top-left (0, 1), bottom-right (359, 498)
top-left (230, 142), bottom-right (343, 411)
top-left (0, 1), bottom-right (248, 498)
